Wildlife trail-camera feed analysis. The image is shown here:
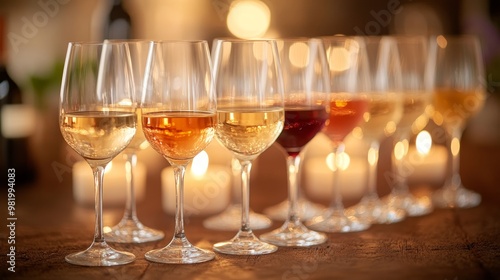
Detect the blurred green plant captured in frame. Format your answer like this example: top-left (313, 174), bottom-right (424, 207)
top-left (27, 60), bottom-right (64, 109)
top-left (487, 52), bottom-right (500, 95)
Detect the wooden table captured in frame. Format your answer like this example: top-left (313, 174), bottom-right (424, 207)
top-left (2, 118), bottom-right (500, 280)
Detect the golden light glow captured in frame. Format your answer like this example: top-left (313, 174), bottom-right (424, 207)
top-left (327, 46), bottom-right (350, 72)
top-left (436, 35), bottom-right (447, 49)
top-left (368, 146), bottom-right (378, 166)
top-left (411, 112), bottom-right (430, 134)
top-left (105, 161), bottom-right (113, 173)
top-left (191, 151), bottom-right (209, 177)
top-left (288, 42), bottom-right (309, 68)
top-left (451, 137), bottom-right (460, 157)
top-left (103, 226), bottom-right (112, 233)
top-left (326, 152), bottom-right (351, 172)
top-left (384, 121), bottom-right (397, 136)
top-left (227, 0), bottom-right (271, 39)
top-left (118, 98), bottom-right (133, 106)
top-left (394, 139), bottom-right (408, 161)
top-left (351, 126), bottom-right (363, 139)
top-left (416, 130), bottom-right (432, 155)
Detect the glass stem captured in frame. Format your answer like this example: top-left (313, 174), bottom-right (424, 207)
top-left (329, 143), bottom-right (344, 213)
top-left (173, 164), bottom-right (187, 239)
top-left (231, 158), bottom-right (242, 205)
top-left (239, 159), bottom-right (253, 234)
top-left (122, 152), bottom-right (138, 222)
top-left (286, 154), bottom-right (301, 225)
top-left (445, 128), bottom-right (462, 192)
top-left (92, 165), bottom-right (106, 243)
top-left (366, 141), bottom-right (380, 200)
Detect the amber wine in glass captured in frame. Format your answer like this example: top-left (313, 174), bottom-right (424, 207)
top-left (142, 41), bottom-right (216, 264)
top-left (306, 36), bottom-right (371, 233)
top-left (431, 35), bottom-right (486, 209)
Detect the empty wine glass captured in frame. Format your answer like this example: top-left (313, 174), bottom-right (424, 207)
top-left (203, 156), bottom-right (272, 231)
top-left (306, 36), bottom-right (371, 233)
top-left (212, 38), bottom-right (284, 255)
top-left (142, 41), bottom-right (216, 264)
top-left (259, 38), bottom-right (328, 246)
top-left (60, 41), bottom-right (136, 266)
top-left (430, 35), bottom-right (486, 208)
top-left (345, 36), bottom-right (405, 225)
top-left (382, 36), bottom-right (435, 217)
top-left (104, 40), bottom-right (164, 243)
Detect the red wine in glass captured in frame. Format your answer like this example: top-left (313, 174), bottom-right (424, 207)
top-left (276, 105), bottom-right (328, 156)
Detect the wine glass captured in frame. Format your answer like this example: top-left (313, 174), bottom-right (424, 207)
top-left (104, 40), bottom-right (164, 243)
top-left (305, 36), bottom-right (371, 233)
top-left (382, 36), bottom-right (435, 217)
top-left (211, 38), bottom-right (284, 255)
top-left (259, 38), bottom-right (328, 246)
top-left (203, 156), bottom-right (273, 231)
top-left (345, 36), bottom-right (405, 225)
top-left (60, 41), bottom-right (136, 266)
top-left (142, 40), bottom-right (216, 264)
top-left (430, 35), bottom-right (486, 208)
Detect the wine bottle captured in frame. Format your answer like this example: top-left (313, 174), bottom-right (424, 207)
top-left (103, 0), bottom-right (133, 39)
top-left (0, 16), bottom-right (37, 185)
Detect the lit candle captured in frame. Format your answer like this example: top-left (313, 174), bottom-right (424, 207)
top-left (303, 152), bottom-right (367, 201)
top-left (407, 130), bottom-right (447, 185)
top-left (72, 159), bottom-right (146, 207)
top-left (161, 151), bottom-right (231, 216)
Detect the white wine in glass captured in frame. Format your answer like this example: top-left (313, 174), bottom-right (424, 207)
top-left (383, 36), bottom-right (435, 217)
top-left (60, 41), bottom-right (136, 266)
top-left (345, 36), bottom-right (405, 225)
top-left (212, 38), bottom-right (284, 255)
top-left (104, 40), bottom-right (164, 244)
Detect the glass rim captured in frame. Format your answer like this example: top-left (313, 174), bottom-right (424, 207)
top-left (273, 37), bottom-right (323, 43)
top-left (212, 37), bottom-right (278, 43)
top-left (151, 39), bottom-right (208, 44)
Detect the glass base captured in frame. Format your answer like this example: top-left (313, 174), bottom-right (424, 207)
top-left (65, 241), bottom-right (135, 266)
top-left (383, 192), bottom-right (433, 217)
top-left (263, 198), bottom-right (326, 221)
top-left (346, 196), bottom-right (406, 225)
top-left (432, 187), bottom-right (481, 208)
top-left (260, 220), bottom-right (327, 247)
top-left (145, 236), bottom-right (215, 264)
top-left (306, 210), bottom-right (371, 233)
top-left (105, 218), bottom-right (164, 243)
top-left (213, 231), bottom-right (277, 255)
top-left (203, 204), bottom-right (272, 231)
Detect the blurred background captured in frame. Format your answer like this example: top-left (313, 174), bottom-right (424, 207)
top-left (0, 0), bottom-right (499, 204)
top-left (1, 0), bottom-right (499, 105)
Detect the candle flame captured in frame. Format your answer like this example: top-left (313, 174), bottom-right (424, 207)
top-left (191, 151), bottom-right (209, 177)
top-left (326, 152), bottom-right (350, 172)
top-left (394, 139), bottom-right (408, 161)
top-left (416, 130), bottom-right (432, 155)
